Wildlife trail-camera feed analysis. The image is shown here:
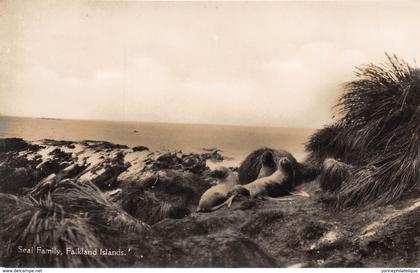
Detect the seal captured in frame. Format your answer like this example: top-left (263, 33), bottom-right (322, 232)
top-left (230, 157), bottom-right (309, 201)
top-left (256, 150), bottom-right (278, 179)
top-left (238, 148), bottom-right (300, 185)
top-left (238, 148), bottom-right (319, 186)
top-left (196, 166), bottom-right (239, 212)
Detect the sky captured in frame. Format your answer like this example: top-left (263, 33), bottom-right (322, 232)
top-left (1, 1), bottom-right (420, 128)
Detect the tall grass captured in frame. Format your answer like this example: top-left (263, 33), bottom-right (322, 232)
top-left (0, 178), bottom-right (151, 267)
top-left (48, 179), bottom-right (150, 236)
top-left (121, 173), bottom-right (193, 224)
top-left (0, 193), bottom-right (103, 267)
top-left (306, 54), bottom-right (420, 208)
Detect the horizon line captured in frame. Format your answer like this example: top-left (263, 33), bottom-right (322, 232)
top-left (0, 114), bottom-right (320, 131)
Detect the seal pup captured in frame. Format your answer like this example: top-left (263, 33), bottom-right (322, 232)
top-left (256, 150), bottom-right (278, 179)
top-left (229, 157), bottom-right (309, 201)
top-left (196, 166), bottom-right (239, 212)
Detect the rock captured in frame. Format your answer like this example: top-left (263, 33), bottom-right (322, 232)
top-left (181, 154), bottom-right (207, 174)
top-left (132, 146), bottom-right (149, 152)
top-left (0, 138), bottom-right (30, 153)
top-left (145, 151), bottom-right (208, 174)
top-left (48, 148), bottom-right (73, 162)
top-left (154, 152), bottom-right (182, 169)
top-left (81, 140), bottom-right (129, 150)
top-left (81, 151), bottom-right (129, 190)
top-left (201, 148), bottom-right (224, 162)
top-left (42, 139), bottom-right (76, 148)
top-left (37, 160), bottom-right (67, 178)
top-left (116, 151), bottom-right (149, 182)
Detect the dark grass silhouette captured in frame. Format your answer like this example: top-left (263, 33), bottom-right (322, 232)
top-left (0, 193), bottom-right (104, 267)
top-left (306, 54), bottom-right (420, 208)
top-left (0, 178), bottom-right (151, 267)
top-left (304, 124), bottom-right (347, 167)
top-left (47, 179), bottom-right (150, 236)
top-left (121, 171), bottom-right (198, 224)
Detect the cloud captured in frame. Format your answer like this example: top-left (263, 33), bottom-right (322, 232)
top-left (2, 1), bottom-right (420, 128)
top-left (258, 43), bottom-right (367, 126)
top-left (0, 45), bottom-right (383, 128)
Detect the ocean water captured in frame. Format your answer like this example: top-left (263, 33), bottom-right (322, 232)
top-left (0, 116), bottom-right (315, 166)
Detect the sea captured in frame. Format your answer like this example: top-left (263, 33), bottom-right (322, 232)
top-left (0, 116), bottom-right (315, 166)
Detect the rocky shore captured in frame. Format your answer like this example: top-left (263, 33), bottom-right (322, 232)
top-left (0, 137), bottom-right (418, 267)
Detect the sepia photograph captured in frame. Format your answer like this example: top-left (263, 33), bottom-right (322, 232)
top-left (0, 0), bottom-right (419, 270)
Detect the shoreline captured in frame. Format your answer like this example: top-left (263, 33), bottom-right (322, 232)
top-left (0, 115), bottom-right (313, 163)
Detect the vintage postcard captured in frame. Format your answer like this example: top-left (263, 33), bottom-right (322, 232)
top-left (0, 0), bottom-right (419, 270)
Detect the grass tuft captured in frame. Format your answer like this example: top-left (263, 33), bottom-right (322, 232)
top-left (306, 54), bottom-right (420, 208)
top-left (0, 193), bottom-right (103, 267)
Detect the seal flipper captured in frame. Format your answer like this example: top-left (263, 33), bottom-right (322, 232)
top-left (288, 189), bottom-right (310, 197)
top-left (266, 190), bottom-right (309, 201)
top-left (227, 195), bottom-right (235, 207)
top-left (267, 196), bottom-right (295, 201)
top-left (209, 195), bottom-right (236, 211)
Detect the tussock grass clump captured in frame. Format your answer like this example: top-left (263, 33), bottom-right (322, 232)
top-left (306, 54), bottom-right (420, 208)
top-left (0, 178), bottom-right (151, 267)
top-left (305, 124), bottom-right (347, 166)
top-left (0, 193), bottom-right (103, 267)
top-left (39, 178), bottom-right (150, 236)
top-left (319, 159), bottom-right (354, 193)
top-left (121, 172), bottom-right (195, 224)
